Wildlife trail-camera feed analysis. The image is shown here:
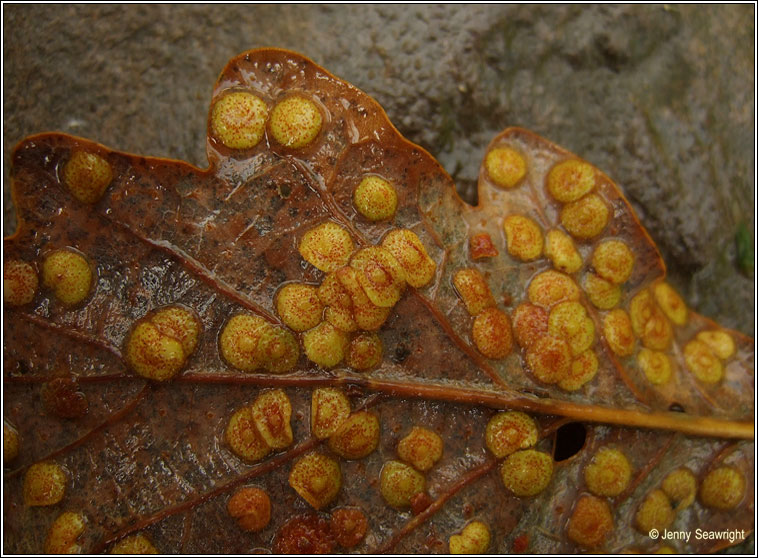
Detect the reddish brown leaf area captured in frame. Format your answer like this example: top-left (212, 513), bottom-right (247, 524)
top-left (3, 48), bottom-right (754, 554)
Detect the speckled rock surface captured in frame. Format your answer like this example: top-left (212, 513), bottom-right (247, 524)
top-left (3, 4), bottom-right (754, 337)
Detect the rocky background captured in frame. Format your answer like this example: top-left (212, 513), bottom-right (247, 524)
top-left (4, 4), bottom-right (754, 339)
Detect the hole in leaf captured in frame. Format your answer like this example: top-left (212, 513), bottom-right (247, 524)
top-left (553, 422), bottom-right (587, 461)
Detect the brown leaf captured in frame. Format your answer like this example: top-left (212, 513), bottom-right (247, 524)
top-left (3, 48), bottom-right (753, 554)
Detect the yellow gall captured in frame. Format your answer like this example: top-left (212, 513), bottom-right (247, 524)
top-left (559, 349), bottom-right (599, 391)
top-left (227, 487), bottom-right (271, 533)
top-left (381, 229), bottom-right (437, 288)
top-left (379, 460), bottom-right (426, 508)
top-left (23, 461), bottom-right (67, 506)
top-left (42, 249), bottom-right (92, 306)
top-left (111, 534), bottom-right (158, 554)
top-left (485, 411), bottom-right (538, 459)
top-left (635, 489), bottom-right (675, 534)
top-left (547, 301), bottom-right (594, 356)
top-left (560, 194), bottom-right (609, 239)
top-left (527, 270), bottom-right (580, 309)
top-left (311, 388), bottom-right (351, 440)
top-left (258, 326), bottom-right (299, 373)
top-left (603, 309), bottom-right (636, 357)
top-left (652, 282), bottom-right (688, 326)
top-left (472, 307), bottom-right (513, 359)
top-left (345, 332), bottom-right (383, 370)
top-left (276, 283), bottom-right (324, 332)
top-left (304, 321), bottom-right (349, 368)
top-left (218, 314), bottom-right (267, 372)
top-left (584, 447), bottom-right (632, 498)
top-left (584, 273), bottom-right (621, 310)
top-left (526, 336), bottom-right (572, 384)
top-left (629, 290), bottom-right (672, 351)
top-left (699, 466), bottom-right (745, 510)
top-left (512, 303), bottom-right (549, 348)
top-left (453, 268), bottom-right (495, 316)
top-left (328, 410), bottom-right (380, 460)
top-left (661, 468), bottom-right (697, 510)
top-left (683, 339), bottom-right (723, 384)
top-left (44, 511), bottom-right (86, 554)
top-left (354, 176), bottom-right (398, 221)
top-left (336, 267), bottom-right (391, 331)
top-left (300, 222), bottom-right (354, 272)
top-left (397, 426), bottom-right (444, 472)
top-left (127, 322), bottom-right (185, 381)
top-left (289, 453), bottom-right (342, 510)
top-left (251, 389), bottom-right (293, 450)
top-left (485, 146), bottom-right (527, 189)
top-left (449, 521), bottom-right (491, 554)
top-left (225, 405), bottom-right (270, 462)
top-left (324, 304), bottom-right (358, 333)
top-left (503, 214), bottom-right (544, 261)
top-left (592, 240), bottom-right (635, 285)
top-left (350, 247), bottom-right (406, 308)
top-left (269, 95), bottom-right (322, 148)
top-left (211, 91), bottom-right (267, 149)
top-left (150, 306), bottom-right (200, 357)
top-left (637, 349), bottom-right (672, 385)
top-left (63, 150), bottom-right (113, 204)
top-left (696, 330), bottom-right (736, 360)
top-left (4, 421), bottom-right (19, 461)
top-left (546, 159), bottom-right (596, 203)
top-left (4, 260), bottom-right (38, 306)
top-left (567, 495), bottom-right (613, 549)
top-left (319, 273), bottom-right (357, 332)
top-left (545, 229), bottom-right (583, 273)
top-left (500, 449), bottom-right (553, 497)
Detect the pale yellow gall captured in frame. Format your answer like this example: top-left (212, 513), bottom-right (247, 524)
top-left (603, 309), bottom-right (635, 357)
top-left (319, 273), bottom-right (358, 332)
top-left (4, 421), bottom-right (19, 461)
top-left (547, 301), bottom-right (595, 356)
top-left (511, 303), bottom-right (549, 348)
top-left (289, 453), bottom-right (342, 510)
top-left (4, 260), bottom-right (38, 306)
top-left (324, 304), bottom-right (358, 333)
top-left (379, 460), bottom-right (425, 508)
top-left (258, 326), bottom-right (300, 373)
top-left (225, 405), bottom-right (270, 462)
top-left (527, 270), bottom-right (580, 309)
top-left (545, 229), bottom-right (582, 273)
top-left (269, 95), bottom-right (323, 148)
top-left (276, 283), bottom-right (324, 332)
top-left (218, 314), bottom-right (267, 372)
top-left (500, 449), bottom-right (553, 497)
top-left (251, 389), bottom-right (293, 450)
top-left (336, 266), bottom-right (391, 330)
top-left (227, 487), bottom-right (271, 533)
top-left (635, 489), bottom-right (675, 534)
top-left (397, 426), bottom-right (443, 472)
top-left (63, 150), bottom-right (113, 204)
top-left (345, 332), bottom-right (383, 370)
top-left (696, 330), bottom-right (735, 360)
top-left (150, 306), bottom-right (200, 357)
top-left (303, 321), bottom-right (349, 368)
top-left (485, 146), bottom-right (527, 189)
top-left (546, 159), bottom-right (596, 203)
top-left (583, 273), bottom-right (621, 310)
top-left (354, 176), bottom-right (398, 221)
top-left (683, 339), bottom-right (723, 384)
top-left (472, 307), bottom-right (513, 359)
top-left (328, 410), bottom-right (380, 459)
top-left (526, 336), bottom-right (572, 384)
top-left (503, 214), bottom-right (543, 261)
top-left (584, 447), bottom-right (632, 498)
top-left (350, 246), bottom-right (406, 308)
top-left (42, 250), bottom-right (92, 306)
top-left (559, 349), bottom-right (599, 391)
top-left (637, 349), bottom-right (672, 385)
top-left (661, 468), bottom-right (697, 510)
top-left (111, 534), bottom-right (158, 554)
top-left (453, 268), bottom-right (495, 316)
top-left (211, 91), bottom-right (268, 149)
top-left (381, 229), bottom-right (436, 288)
top-left (449, 521), bottom-right (491, 554)
top-left (44, 512), bottom-right (86, 554)
top-left (629, 290), bottom-right (672, 351)
top-left (567, 495), bottom-right (613, 549)
top-left (311, 388), bottom-right (351, 440)
top-left (592, 240), bottom-right (635, 284)
top-left (24, 461), bottom-right (67, 506)
top-left (560, 194), bottom-right (609, 239)
top-left (485, 411), bottom-right (538, 459)
top-left (299, 222), bottom-right (354, 272)
top-left (700, 467), bottom-right (745, 510)
top-left (652, 282), bottom-right (688, 326)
